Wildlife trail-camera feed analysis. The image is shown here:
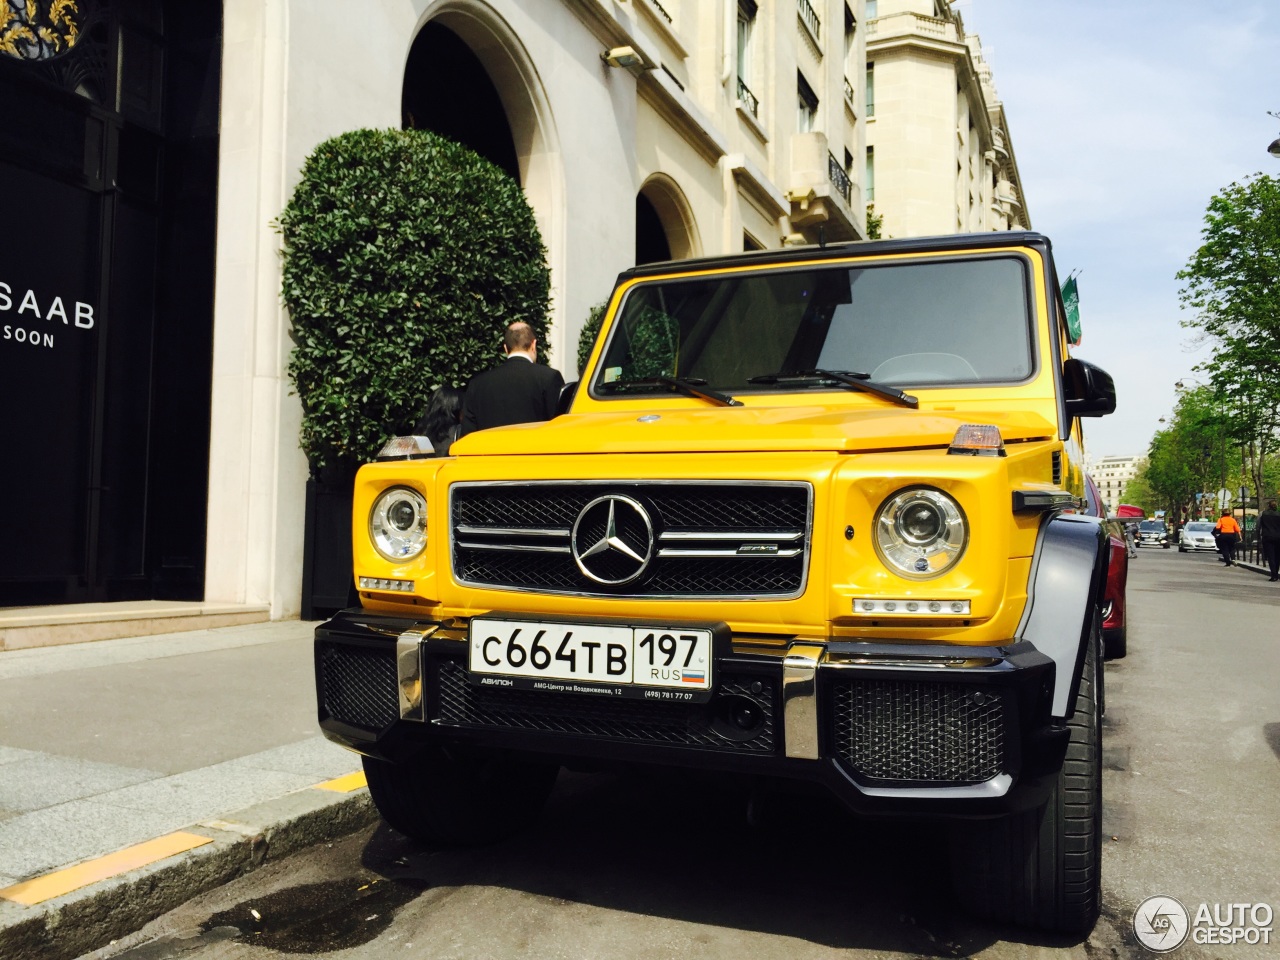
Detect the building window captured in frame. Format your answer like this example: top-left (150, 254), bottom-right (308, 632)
top-left (866, 0), bottom-right (878, 18)
top-left (865, 146), bottom-right (875, 202)
top-left (865, 61), bottom-right (874, 117)
top-left (844, 4), bottom-right (857, 92)
top-left (737, 0), bottom-right (759, 118)
top-left (797, 71), bottom-right (818, 132)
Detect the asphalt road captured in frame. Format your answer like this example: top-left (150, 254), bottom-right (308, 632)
top-left (85, 549), bottom-right (1280, 959)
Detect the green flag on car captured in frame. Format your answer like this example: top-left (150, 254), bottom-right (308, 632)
top-left (1062, 275), bottom-right (1082, 344)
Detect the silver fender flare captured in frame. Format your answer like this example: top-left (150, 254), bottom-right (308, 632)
top-left (1015, 512), bottom-right (1109, 719)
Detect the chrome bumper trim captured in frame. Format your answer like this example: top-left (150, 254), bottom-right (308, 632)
top-left (856, 773), bottom-right (1013, 799)
top-left (782, 642), bottom-right (826, 759)
top-left (397, 626), bottom-right (438, 721)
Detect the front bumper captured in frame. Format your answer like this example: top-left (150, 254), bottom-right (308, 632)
top-left (1180, 539), bottom-right (1217, 552)
top-left (315, 609), bottom-right (1066, 818)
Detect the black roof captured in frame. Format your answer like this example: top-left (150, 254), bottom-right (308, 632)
top-left (617, 230), bottom-right (1055, 282)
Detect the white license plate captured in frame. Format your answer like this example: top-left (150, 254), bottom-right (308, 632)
top-left (469, 617), bottom-right (712, 692)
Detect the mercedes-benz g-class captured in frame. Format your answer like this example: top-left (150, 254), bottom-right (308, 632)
top-left (314, 231), bottom-right (1117, 933)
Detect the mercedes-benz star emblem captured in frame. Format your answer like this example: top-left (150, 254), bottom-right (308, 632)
top-left (571, 494), bottom-right (655, 585)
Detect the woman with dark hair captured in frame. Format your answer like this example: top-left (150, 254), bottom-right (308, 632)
top-left (413, 385), bottom-right (464, 456)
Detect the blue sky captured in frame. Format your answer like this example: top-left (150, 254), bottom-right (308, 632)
top-left (957, 0), bottom-right (1280, 459)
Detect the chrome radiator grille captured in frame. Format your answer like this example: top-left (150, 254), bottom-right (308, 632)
top-left (451, 481), bottom-right (811, 598)
top-left (830, 680), bottom-right (1006, 784)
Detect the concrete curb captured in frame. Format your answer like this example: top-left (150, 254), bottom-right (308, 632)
top-left (0, 785), bottom-right (377, 960)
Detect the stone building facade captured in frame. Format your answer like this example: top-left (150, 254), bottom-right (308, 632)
top-left (0, 0), bottom-right (882, 623)
top-left (864, 0), bottom-right (1028, 237)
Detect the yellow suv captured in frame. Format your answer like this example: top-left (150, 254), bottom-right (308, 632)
top-left (314, 231), bottom-right (1117, 933)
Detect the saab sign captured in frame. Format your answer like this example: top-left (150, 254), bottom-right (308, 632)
top-left (1, 281), bottom-right (96, 351)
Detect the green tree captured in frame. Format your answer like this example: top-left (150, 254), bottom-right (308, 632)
top-left (1120, 464), bottom-right (1157, 515)
top-left (278, 128), bottom-right (551, 472)
top-left (1177, 173), bottom-right (1280, 515)
top-left (866, 204), bottom-right (884, 240)
top-left (1143, 427), bottom-right (1200, 520)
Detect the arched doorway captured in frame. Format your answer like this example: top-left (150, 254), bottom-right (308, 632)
top-left (0, 0), bottom-right (222, 606)
top-left (402, 20), bottom-right (518, 180)
top-left (636, 176), bottom-right (700, 266)
top-left (399, 3), bottom-right (564, 358)
top-left (636, 194), bottom-right (671, 265)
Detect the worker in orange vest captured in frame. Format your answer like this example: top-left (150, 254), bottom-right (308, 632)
top-left (1213, 509), bottom-right (1242, 565)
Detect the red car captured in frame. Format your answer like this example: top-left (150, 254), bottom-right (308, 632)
top-left (1084, 475), bottom-right (1129, 659)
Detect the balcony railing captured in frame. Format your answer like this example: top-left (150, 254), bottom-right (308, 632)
top-left (648, 0), bottom-right (673, 24)
top-left (828, 151), bottom-right (851, 204)
top-left (737, 77), bottom-right (760, 118)
top-left (798, 0), bottom-right (821, 41)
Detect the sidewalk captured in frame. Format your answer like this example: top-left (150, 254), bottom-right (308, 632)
top-left (0, 619), bottom-right (375, 960)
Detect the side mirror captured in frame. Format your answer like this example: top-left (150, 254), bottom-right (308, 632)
top-left (1063, 358), bottom-right (1116, 417)
top-left (556, 381), bottom-right (578, 416)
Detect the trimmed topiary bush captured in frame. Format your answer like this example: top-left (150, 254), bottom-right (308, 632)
top-left (577, 300), bottom-right (608, 376)
top-left (279, 128), bottom-right (552, 472)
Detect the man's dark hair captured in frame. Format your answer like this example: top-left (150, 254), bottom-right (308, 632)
top-left (504, 321), bottom-right (536, 353)
top-left (1269, 500), bottom-right (1278, 510)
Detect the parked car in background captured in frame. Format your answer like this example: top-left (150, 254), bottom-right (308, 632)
top-left (1178, 520), bottom-right (1218, 552)
top-left (1085, 476), bottom-right (1128, 659)
top-left (1135, 519), bottom-right (1170, 548)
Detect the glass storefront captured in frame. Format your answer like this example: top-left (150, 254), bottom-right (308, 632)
top-left (0, 0), bottom-right (221, 606)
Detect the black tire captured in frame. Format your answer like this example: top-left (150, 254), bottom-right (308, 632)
top-left (362, 745), bottom-right (559, 845)
top-left (950, 617), bottom-right (1102, 934)
top-left (1103, 625), bottom-right (1126, 660)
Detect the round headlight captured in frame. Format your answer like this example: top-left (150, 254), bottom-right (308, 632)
top-left (874, 487), bottom-right (968, 579)
top-left (370, 486), bottom-right (427, 561)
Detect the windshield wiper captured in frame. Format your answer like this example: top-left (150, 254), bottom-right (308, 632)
top-left (599, 376), bottom-right (743, 407)
top-left (748, 369), bottom-right (918, 409)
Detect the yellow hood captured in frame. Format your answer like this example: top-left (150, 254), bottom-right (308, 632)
top-left (450, 405), bottom-right (1057, 457)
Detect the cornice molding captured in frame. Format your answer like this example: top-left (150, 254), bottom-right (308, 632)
top-left (637, 67), bottom-right (729, 165)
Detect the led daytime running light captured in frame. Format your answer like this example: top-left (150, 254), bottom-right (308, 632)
top-left (853, 598), bottom-right (971, 615)
top-left (359, 577), bottom-right (415, 593)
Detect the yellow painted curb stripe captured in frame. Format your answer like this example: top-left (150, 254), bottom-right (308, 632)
top-left (0, 831), bottom-right (213, 907)
top-left (314, 771), bottom-right (366, 793)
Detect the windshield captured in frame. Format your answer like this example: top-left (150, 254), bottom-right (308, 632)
top-left (1184, 522), bottom-right (1214, 533)
top-left (592, 256), bottom-right (1034, 397)
top-left (1139, 521), bottom-right (1165, 532)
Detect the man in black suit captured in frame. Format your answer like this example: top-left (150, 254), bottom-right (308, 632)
top-left (460, 321), bottom-right (565, 436)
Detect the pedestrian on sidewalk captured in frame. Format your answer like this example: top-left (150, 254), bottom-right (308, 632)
top-left (1213, 509), bottom-right (1242, 566)
top-left (1259, 499), bottom-right (1280, 581)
